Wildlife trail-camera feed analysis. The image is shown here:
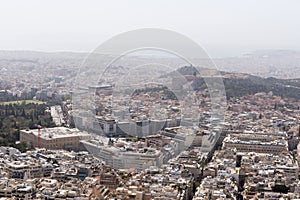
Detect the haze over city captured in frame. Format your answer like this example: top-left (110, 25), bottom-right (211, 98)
top-left (1, 0), bottom-right (300, 57)
top-left (0, 1), bottom-right (300, 200)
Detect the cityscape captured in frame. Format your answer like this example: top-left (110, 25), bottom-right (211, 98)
top-left (0, 1), bottom-right (300, 200)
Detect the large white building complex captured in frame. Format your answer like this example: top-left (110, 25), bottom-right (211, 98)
top-left (81, 126), bottom-right (196, 171)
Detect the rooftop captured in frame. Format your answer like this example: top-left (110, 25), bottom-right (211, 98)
top-left (21, 127), bottom-right (91, 140)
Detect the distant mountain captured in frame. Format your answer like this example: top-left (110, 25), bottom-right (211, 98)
top-left (1, 50), bottom-right (300, 99)
top-left (0, 50), bottom-right (88, 60)
top-left (214, 50), bottom-right (300, 79)
top-left (161, 65), bottom-right (199, 77)
top-left (1, 49), bottom-right (299, 79)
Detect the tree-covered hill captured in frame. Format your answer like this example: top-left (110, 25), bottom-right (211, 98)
top-left (168, 66), bottom-right (300, 100)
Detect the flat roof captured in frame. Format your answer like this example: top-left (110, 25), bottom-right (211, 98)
top-left (21, 127), bottom-right (90, 140)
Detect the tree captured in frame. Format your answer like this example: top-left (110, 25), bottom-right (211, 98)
top-left (272, 185), bottom-right (289, 193)
top-left (15, 141), bottom-right (28, 153)
top-left (21, 109), bottom-right (26, 117)
top-left (13, 121), bottom-right (17, 128)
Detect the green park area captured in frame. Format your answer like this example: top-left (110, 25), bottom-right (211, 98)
top-left (0, 100), bottom-right (46, 105)
top-left (0, 101), bottom-right (55, 152)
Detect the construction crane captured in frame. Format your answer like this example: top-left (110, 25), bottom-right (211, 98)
top-left (34, 124), bottom-right (42, 149)
top-left (38, 125), bottom-right (41, 148)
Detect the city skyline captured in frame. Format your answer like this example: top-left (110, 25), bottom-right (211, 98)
top-left (0, 0), bottom-right (299, 57)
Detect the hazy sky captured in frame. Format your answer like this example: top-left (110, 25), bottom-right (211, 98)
top-left (0, 0), bottom-right (299, 57)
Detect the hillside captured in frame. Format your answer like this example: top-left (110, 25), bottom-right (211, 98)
top-left (169, 66), bottom-right (300, 100)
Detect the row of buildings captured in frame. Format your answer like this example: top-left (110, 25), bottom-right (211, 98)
top-left (192, 92), bottom-right (300, 199)
top-left (0, 146), bottom-right (121, 199)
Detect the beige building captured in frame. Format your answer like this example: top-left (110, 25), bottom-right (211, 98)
top-left (20, 127), bottom-right (91, 151)
top-left (223, 133), bottom-right (288, 155)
